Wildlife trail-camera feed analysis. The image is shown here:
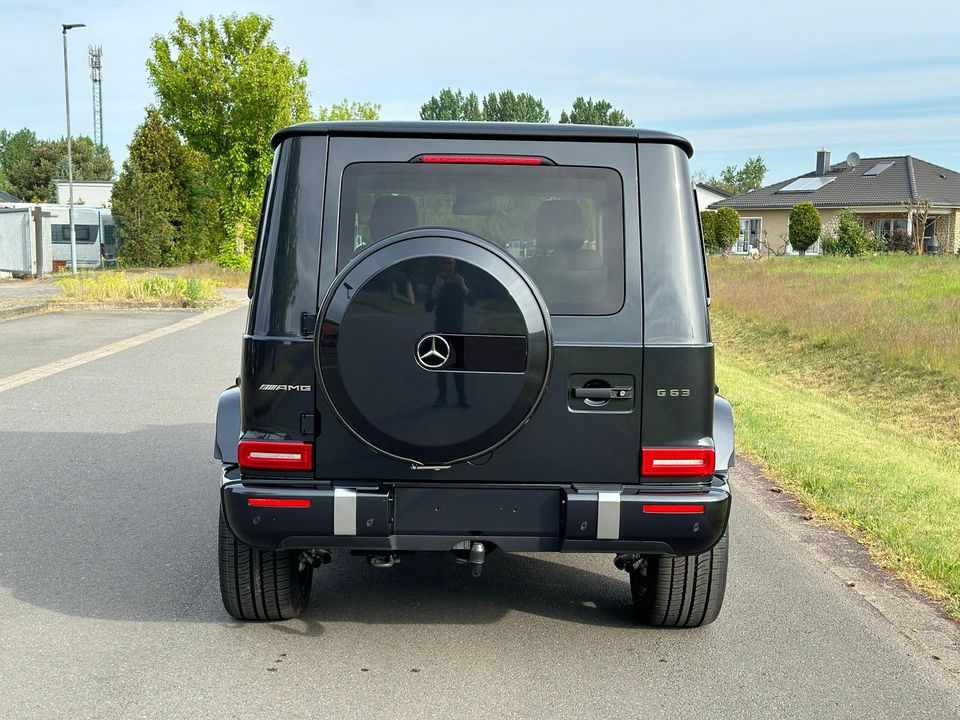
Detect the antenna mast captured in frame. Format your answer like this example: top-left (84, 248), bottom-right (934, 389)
top-left (88, 45), bottom-right (103, 150)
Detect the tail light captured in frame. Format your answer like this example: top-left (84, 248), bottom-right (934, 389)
top-left (415, 154), bottom-right (549, 165)
top-left (643, 503), bottom-right (705, 514)
top-left (641, 447), bottom-right (715, 478)
top-left (247, 497), bottom-right (311, 508)
top-left (238, 440), bottom-right (313, 471)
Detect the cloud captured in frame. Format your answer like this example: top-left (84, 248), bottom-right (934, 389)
top-left (683, 113), bottom-right (960, 153)
top-left (3, 0), bottom-right (958, 175)
top-left (605, 64), bottom-right (960, 126)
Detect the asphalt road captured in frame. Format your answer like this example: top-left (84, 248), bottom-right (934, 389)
top-left (0, 307), bottom-right (958, 720)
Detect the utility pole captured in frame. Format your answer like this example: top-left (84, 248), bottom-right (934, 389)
top-left (62, 22), bottom-right (85, 274)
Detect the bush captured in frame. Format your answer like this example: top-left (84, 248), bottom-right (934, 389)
top-left (700, 210), bottom-right (717, 252)
top-left (822, 209), bottom-right (881, 256)
top-left (788, 202), bottom-right (821, 256)
top-left (216, 247), bottom-right (253, 270)
top-left (700, 208), bottom-right (740, 254)
top-left (714, 207), bottom-right (741, 254)
top-left (885, 227), bottom-right (913, 253)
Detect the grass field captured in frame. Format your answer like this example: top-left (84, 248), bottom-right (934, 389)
top-left (162, 262), bottom-right (251, 289)
top-left (709, 255), bottom-right (960, 617)
top-left (56, 271), bottom-right (222, 308)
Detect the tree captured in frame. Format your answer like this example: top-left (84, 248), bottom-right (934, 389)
top-left (420, 88), bottom-right (483, 121)
top-left (715, 207), bottom-right (741, 254)
top-left (420, 88), bottom-right (549, 122)
top-left (112, 167), bottom-right (174, 267)
top-left (147, 13), bottom-right (311, 265)
top-left (559, 97), bottom-right (633, 126)
top-left (481, 90), bottom-right (550, 122)
top-left (788, 202), bottom-right (821, 256)
top-left (699, 156), bottom-right (767, 195)
top-left (6, 136), bottom-right (113, 202)
top-left (903, 198), bottom-right (932, 255)
top-left (112, 108), bottom-right (221, 266)
top-left (0, 128), bottom-right (38, 194)
top-left (316, 100), bottom-right (381, 121)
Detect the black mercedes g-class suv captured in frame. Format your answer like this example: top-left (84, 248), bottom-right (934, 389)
top-left (215, 122), bottom-right (734, 626)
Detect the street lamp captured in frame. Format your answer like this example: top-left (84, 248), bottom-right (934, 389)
top-left (62, 22), bottom-right (85, 275)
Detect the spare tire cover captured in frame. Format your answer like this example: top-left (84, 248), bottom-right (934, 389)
top-left (317, 230), bottom-right (552, 466)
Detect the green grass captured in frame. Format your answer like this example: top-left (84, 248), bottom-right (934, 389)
top-left (160, 262), bottom-right (251, 289)
top-left (709, 255), bottom-right (960, 617)
top-left (55, 271), bottom-right (222, 308)
top-left (709, 254), bottom-right (960, 379)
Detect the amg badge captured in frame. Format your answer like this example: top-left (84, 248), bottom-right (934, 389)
top-left (259, 384), bottom-right (312, 392)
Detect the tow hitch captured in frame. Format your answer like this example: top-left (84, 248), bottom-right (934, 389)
top-left (614, 553), bottom-right (646, 574)
top-left (450, 541), bottom-right (488, 577)
top-left (468, 541), bottom-right (485, 577)
top-left (300, 549), bottom-right (332, 570)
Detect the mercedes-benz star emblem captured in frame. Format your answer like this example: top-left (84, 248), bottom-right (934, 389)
top-left (416, 334), bottom-right (451, 370)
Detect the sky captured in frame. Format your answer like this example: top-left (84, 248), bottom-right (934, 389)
top-left (1, 0), bottom-right (959, 183)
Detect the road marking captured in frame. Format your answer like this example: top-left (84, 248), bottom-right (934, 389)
top-left (0, 306), bottom-right (243, 394)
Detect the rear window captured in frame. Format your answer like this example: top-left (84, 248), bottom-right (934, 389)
top-left (338, 162), bottom-right (624, 315)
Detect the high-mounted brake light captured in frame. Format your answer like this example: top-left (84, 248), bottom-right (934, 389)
top-left (643, 504), bottom-right (705, 514)
top-left (417, 154), bottom-right (547, 165)
top-left (238, 441), bottom-right (313, 471)
top-left (641, 447), bottom-right (715, 478)
top-left (247, 497), bottom-right (311, 509)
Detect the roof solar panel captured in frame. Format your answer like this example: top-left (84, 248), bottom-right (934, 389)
top-left (777, 176), bottom-right (836, 193)
top-left (863, 161), bottom-right (894, 176)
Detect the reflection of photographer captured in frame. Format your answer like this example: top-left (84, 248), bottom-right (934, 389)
top-left (425, 258), bottom-right (471, 332)
top-left (425, 259), bottom-right (472, 408)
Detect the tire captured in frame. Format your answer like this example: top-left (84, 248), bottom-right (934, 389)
top-left (218, 508), bottom-right (313, 621)
top-left (630, 526), bottom-right (729, 628)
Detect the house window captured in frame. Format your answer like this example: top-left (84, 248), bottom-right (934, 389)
top-left (873, 218), bottom-right (907, 239)
top-left (735, 217), bottom-right (762, 254)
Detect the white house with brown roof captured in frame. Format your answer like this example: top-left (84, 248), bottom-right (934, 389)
top-left (710, 150), bottom-right (960, 255)
top-left (694, 182), bottom-right (732, 212)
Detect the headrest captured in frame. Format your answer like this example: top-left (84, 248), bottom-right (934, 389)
top-left (371, 195), bottom-right (418, 241)
top-left (536, 200), bottom-right (585, 252)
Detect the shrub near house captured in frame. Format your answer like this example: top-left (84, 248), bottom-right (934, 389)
top-left (822, 209), bottom-right (882, 256)
top-left (700, 210), bottom-right (716, 252)
top-left (788, 202), bottom-right (820, 256)
top-left (715, 207), bottom-right (740, 254)
top-left (700, 207), bottom-right (740, 254)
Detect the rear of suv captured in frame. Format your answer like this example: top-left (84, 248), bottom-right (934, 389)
top-left (215, 122), bottom-right (734, 626)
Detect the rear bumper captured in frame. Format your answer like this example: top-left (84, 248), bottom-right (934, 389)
top-left (221, 478), bottom-right (730, 556)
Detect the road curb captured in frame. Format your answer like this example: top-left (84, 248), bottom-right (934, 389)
top-left (0, 303), bottom-right (56, 323)
top-left (736, 458), bottom-right (960, 680)
top-left (0, 298), bottom-right (247, 324)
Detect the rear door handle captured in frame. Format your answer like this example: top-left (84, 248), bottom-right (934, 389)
top-left (572, 386), bottom-right (633, 400)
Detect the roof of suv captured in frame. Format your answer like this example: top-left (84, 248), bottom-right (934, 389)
top-left (271, 121), bottom-right (693, 157)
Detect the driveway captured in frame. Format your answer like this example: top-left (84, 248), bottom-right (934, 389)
top-left (0, 307), bottom-right (957, 719)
